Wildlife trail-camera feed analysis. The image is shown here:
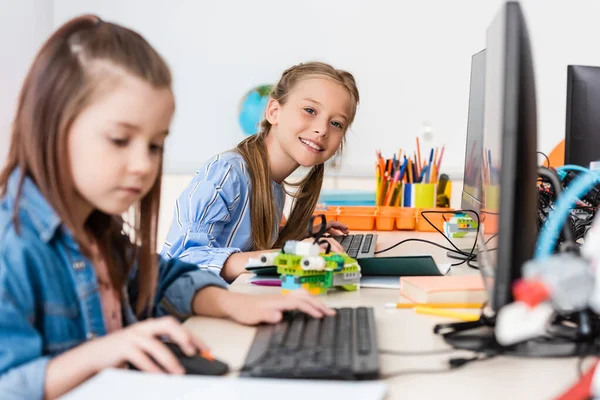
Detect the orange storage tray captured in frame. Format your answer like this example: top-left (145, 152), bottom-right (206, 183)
top-left (396, 207), bottom-right (416, 230)
top-left (416, 208), bottom-right (455, 232)
top-left (375, 206), bottom-right (401, 231)
top-left (312, 209), bottom-right (338, 222)
top-left (337, 206), bottom-right (376, 230)
top-left (481, 209), bottom-right (498, 235)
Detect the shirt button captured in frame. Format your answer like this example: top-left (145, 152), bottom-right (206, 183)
top-left (72, 261), bottom-right (86, 270)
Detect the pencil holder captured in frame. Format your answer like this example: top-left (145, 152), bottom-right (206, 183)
top-left (403, 183), bottom-right (437, 208)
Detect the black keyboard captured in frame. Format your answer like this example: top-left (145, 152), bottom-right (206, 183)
top-left (332, 234), bottom-right (378, 259)
top-left (241, 307), bottom-right (379, 380)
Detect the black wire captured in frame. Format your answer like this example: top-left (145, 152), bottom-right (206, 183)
top-left (418, 209), bottom-right (480, 267)
top-left (381, 353), bottom-right (495, 379)
top-left (484, 234), bottom-right (498, 245)
top-left (374, 238), bottom-right (476, 258)
top-left (379, 348), bottom-right (459, 356)
top-left (576, 355), bottom-right (597, 378)
top-left (467, 258), bottom-right (479, 270)
top-left (538, 166), bottom-right (576, 245)
top-left (537, 151), bottom-right (551, 168)
top-left (374, 210), bottom-right (481, 270)
top-left (381, 367), bottom-right (454, 379)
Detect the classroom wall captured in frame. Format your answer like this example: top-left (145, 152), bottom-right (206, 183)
top-left (52, 0), bottom-right (600, 179)
top-left (0, 0), bottom-right (54, 167)
top-left (3, 1), bottom-right (600, 247)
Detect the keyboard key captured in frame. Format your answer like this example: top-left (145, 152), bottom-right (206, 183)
top-left (340, 235), bottom-right (353, 250)
top-left (284, 313), bottom-right (305, 351)
top-left (356, 307), bottom-right (371, 354)
top-left (361, 234), bottom-right (373, 253)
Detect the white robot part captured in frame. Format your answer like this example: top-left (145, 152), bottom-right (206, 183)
top-left (495, 301), bottom-right (554, 346)
top-left (259, 252), bottom-right (278, 265)
top-left (283, 240), bottom-right (320, 257)
top-left (581, 215), bottom-right (600, 313)
top-left (300, 256), bottom-right (326, 271)
top-left (522, 254), bottom-right (593, 311)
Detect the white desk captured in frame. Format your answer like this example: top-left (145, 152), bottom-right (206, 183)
top-left (184, 232), bottom-right (584, 400)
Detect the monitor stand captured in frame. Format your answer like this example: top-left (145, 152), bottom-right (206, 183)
top-left (434, 311), bottom-right (600, 357)
top-left (446, 248), bottom-right (478, 261)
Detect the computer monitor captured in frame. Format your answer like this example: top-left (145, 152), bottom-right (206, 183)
top-left (477, 1), bottom-right (538, 312)
top-left (461, 49), bottom-right (486, 212)
top-left (565, 65), bottom-right (600, 167)
top-left (446, 50), bottom-right (486, 261)
top-left (440, 1), bottom-right (595, 358)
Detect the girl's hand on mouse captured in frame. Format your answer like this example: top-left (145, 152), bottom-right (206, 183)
top-left (223, 290), bottom-right (336, 325)
top-left (84, 316), bottom-right (207, 374)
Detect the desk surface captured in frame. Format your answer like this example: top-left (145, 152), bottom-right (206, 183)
top-left (184, 231), bottom-right (581, 400)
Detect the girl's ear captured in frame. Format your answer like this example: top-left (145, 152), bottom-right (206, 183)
top-left (265, 98), bottom-right (281, 126)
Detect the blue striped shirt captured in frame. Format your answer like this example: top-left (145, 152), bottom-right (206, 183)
top-left (160, 152), bottom-right (286, 276)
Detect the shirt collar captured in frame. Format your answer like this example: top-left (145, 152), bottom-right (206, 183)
top-left (6, 169), bottom-right (62, 243)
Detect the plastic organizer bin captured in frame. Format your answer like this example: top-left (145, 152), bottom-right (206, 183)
top-left (336, 206), bottom-right (376, 230)
top-left (375, 206), bottom-right (401, 231)
top-left (415, 208), bottom-right (456, 232)
top-left (312, 206), bottom-right (455, 231)
top-left (481, 209), bottom-right (498, 234)
top-left (396, 207), bottom-right (417, 230)
top-left (312, 208), bottom-right (338, 222)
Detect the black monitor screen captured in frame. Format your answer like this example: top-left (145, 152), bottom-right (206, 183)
top-left (565, 65), bottom-right (600, 168)
top-left (462, 50), bottom-right (486, 211)
top-left (477, 1), bottom-right (538, 311)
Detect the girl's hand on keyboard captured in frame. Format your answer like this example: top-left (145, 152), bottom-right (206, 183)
top-left (302, 237), bottom-right (345, 254)
top-left (325, 220), bottom-right (349, 236)
top-left (224, 290), bottom-right (336, 325)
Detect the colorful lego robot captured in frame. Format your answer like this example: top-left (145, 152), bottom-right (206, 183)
top-left (250, 214), bottom-right (362, 294)
top-left (443, 213), bottom-right (479, 238)
top-left (251, 240), bottom-right (361, 295)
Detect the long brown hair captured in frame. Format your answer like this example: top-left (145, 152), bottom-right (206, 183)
top-left (0, 15), bottom-right (172, 315)
top-left (235, 62), bottom-right (359, 250)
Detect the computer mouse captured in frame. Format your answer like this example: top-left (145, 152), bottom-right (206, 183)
top-left (163, 342), bottom-right (229, 376)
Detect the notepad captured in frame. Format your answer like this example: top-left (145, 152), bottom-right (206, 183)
top-left (61, 369), bottom-right (387, 400)
top-left (399, 275), bottom-right (487, 304)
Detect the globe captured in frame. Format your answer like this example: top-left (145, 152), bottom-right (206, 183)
top-left (238, 84), bottom-right (272, 136)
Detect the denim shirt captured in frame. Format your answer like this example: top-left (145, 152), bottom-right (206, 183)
top-left (0, 170), bottom-right (228, 399)
top-left (161, 152), bottom-right (285, 275)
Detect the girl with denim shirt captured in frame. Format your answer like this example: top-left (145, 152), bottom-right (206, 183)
top-left (0, 15), bottom-right (333, 399)
top-left (161, 62), bottom-right (360, 282)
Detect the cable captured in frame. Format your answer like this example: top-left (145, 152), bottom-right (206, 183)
top-left (374, 238), bottom-right (475, 257)
top-left (467, 258), bottom-right (479, 270)
top-left (538, 166), bottom-right (576, 245)
top-left (536, 169), bottom-right (600, 259)
top-left (374, 209), bottom-right (482, 269)
top-left (381, 353), bottom-right (495, 380)
top-left (485, 234), bottom-right (498, 245)
top-left (419, 210), bottom-right (480, 267)
top-left (379, 348), bottom-right (459, 356)
top-left (557, 164), bottom-right (592, 175)
top-left (537, 151), bottom-right (551, 168)
top-left (381, 367), bottom-right (454, 379)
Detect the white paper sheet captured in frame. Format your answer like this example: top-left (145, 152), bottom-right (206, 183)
top-left (61, 369), bottom-right (387, 400)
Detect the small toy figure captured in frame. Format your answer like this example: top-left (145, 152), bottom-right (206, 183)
top-left (443, 213), bottom-right (479, 238)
